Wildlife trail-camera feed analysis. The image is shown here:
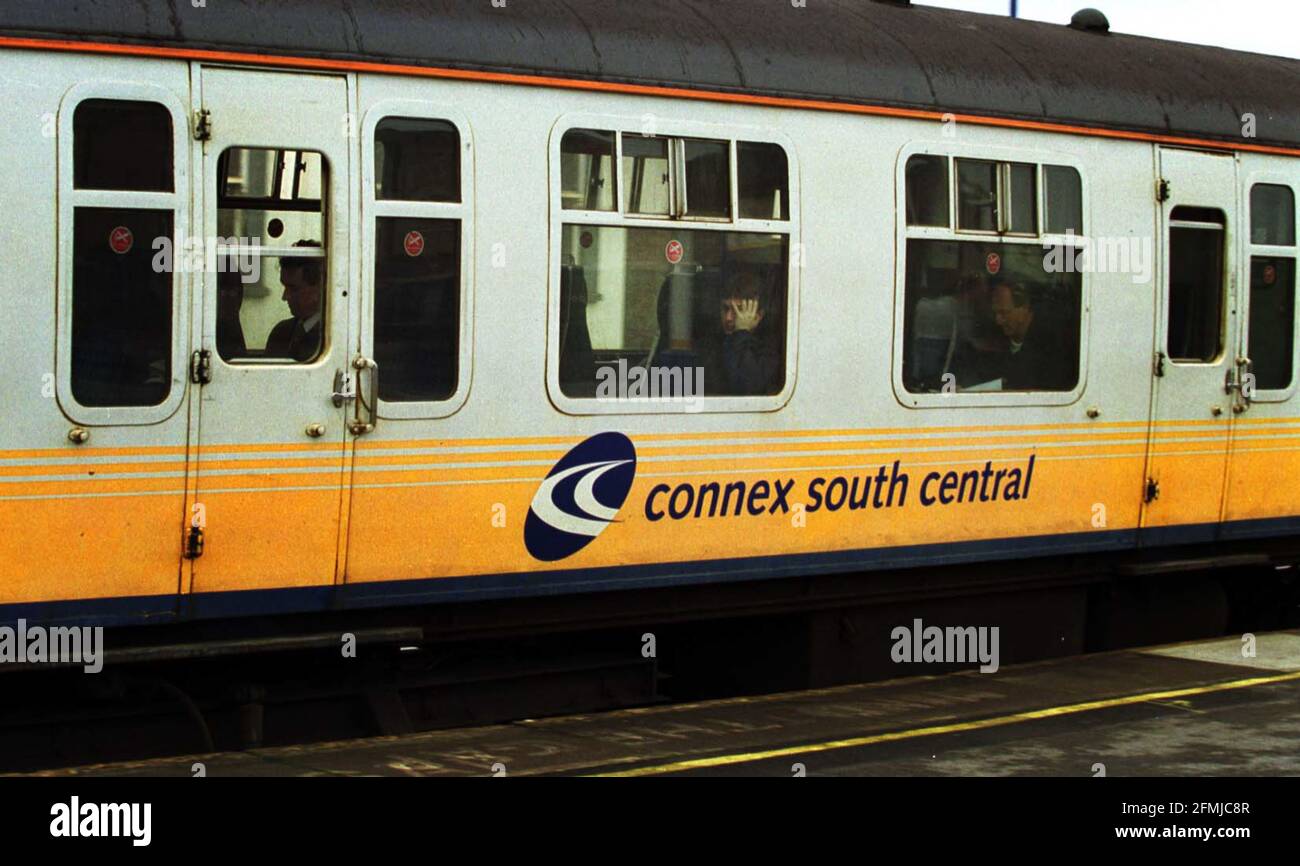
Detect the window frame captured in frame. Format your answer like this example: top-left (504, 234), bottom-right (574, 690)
top-left (893, 143), bottom-right (1091, 409)
top-left (547, 114), bottom-right (800, 416)
top-left (360, 100), bottom-right (474, 420)
top-left (56, 82), bottom-right (191, 426)
top-left (212, 146), bottom-right (331, 367)
top-left (1241, 173), bottom-right (1299, 403)
top-left (1165, 205), bottom-right (1229, 366)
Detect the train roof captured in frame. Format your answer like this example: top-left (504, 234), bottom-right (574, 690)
top-left (2, 0), bottom-right (1299, 152)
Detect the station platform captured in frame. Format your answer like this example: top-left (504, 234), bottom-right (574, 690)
top-left (22, 630), bottom-right (1300, 777)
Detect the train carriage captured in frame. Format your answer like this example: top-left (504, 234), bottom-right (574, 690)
top-left (1, 0), bottom-right (1298, 632)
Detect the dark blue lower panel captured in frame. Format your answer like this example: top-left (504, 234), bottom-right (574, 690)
top-left (4, 516), bottom-right (1299, 630)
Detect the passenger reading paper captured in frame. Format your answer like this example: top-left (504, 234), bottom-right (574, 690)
top-left (990, 280), bottom-right (1075, 391)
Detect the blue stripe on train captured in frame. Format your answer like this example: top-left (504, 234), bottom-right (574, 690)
top-left (4, 516), bottom-right (1299, 629)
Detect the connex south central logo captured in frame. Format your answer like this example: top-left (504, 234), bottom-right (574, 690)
top-left (525, 433), bottom-right (638, 562)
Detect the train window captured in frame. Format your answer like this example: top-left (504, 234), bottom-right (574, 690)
top-left (73, 100), bottom-right (173, 193)
top-left (1248, 185), bottom-right (1297, 393)
top-left (70, 208), bottom-right (174, 406)
top-left (216, 147), bottom-right (329, 363)
top-left (561, 129), bottom-right (617, 212)
top-left (367, 115), bottom-right (466, 404)
top-left (623, 135), bottom-right (672, 216)
top-left (956, 160), bottom-right (998, 232)
top-left (901, 152), bottom-right (1086, 401)
top-left (1167, 207), bottom-right (1226, 363)
top-left (906, 155), bottom-right (949, 228)
top-left (1044, 166), bottom-right (1083, 235)
top-left (683, 139), bottom-right (731, 220)
top-left (67, 95), bottom-right (181, 409)
top-left (738, 142), bottom-right (789, 221)
top-left (902, 239), bottom-right (1081, 393)
top-left (1005, 163), bottom-right (1037, 235)
top-left (1248, 258), bottom-right (1296, 391)
top-left (554, 124), bottom-right (795, 409)
top-left (375, 118), bottom-right (460, 203)
top-left (558, 226), bottom-right (788, 398)
top-left (374, 219), bottom-right (461, 401)
top-left (1251, 185), bottom-right (1296, 247)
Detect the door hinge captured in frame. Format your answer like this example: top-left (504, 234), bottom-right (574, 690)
top-left (184, 525), bottom-right (205, 560)
top-left (1153, 351), bottom-right (1166, 378)
top-left (193, 108), bottom-right (212, 142)
top-left (1144, 478), bottom-right (1161, 504)
top-left (1156, 179), bottom-right (1171, 202)
top-left (190, 349), bottom-right (212, 385)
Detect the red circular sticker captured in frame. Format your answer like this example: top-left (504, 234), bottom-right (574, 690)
top-left (1263, 264), bottom-right (1278, 286)
top-left (109, 226), bottom-right (134, 255)
top-left (403, 230), bottom-right (425, 258)
top-left (986, 252), bottom-right (1001, 275)
top-left (665, 240), bottom-right (684, 264)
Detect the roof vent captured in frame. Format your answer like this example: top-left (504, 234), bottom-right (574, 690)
top-left (1070, 8), bottom-right (1111, 33)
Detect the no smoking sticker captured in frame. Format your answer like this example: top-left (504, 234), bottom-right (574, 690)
top-left (403, 231), bottom-right (425, 258)
top-left (109, 226), bottom-right (134, 255)
top-left (666, 240), bottom-right (684, 264)
top-left (986, 252), bottom-right (1001, 275)
top-left (1263, 264), bottom-right (1277, 286)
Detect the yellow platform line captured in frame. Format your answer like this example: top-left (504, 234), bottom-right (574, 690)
top-left (593, 668), bottom-right (1300, 777)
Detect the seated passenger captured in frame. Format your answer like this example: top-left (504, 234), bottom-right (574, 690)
top-left (708, 272), bottom-right (782, 396)
top-left (265, 241), bottom-right (324, 362)
top-left (990, 280), bottom-right (1074, 391)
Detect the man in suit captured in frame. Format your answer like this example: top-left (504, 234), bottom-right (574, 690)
top-left (265, 241), bottom-right (324, 362)
top-left (991, 280), bottom-right (1075, 392)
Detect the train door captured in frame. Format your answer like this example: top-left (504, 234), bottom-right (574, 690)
top-left (341, 96), bottom-right (473, 586)
top-left (186, 68), bottom-right (353, 595)
top-left (1222, 175), bottom-right (1300, 534)
top-left (1141, 148), bottom-right (1241, 542)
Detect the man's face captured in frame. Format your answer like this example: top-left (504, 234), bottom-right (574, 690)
top-left (281, 267), bottom-right (322, 320)
top-left (991, 284), bottom-right (1032, 343)
top-left (720, 297), bottom-right (739, 335)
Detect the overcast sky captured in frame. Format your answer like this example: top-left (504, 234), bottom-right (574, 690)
top-left (917, 0), bottom-right (1300, 59)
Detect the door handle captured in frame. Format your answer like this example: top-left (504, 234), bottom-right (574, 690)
top-left (332, 368), bottom-right (355, 408)
top-left (349, 356), bottom-right (379, 436)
